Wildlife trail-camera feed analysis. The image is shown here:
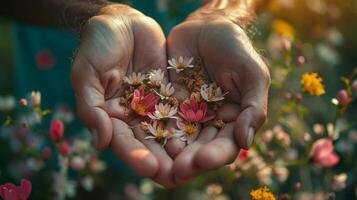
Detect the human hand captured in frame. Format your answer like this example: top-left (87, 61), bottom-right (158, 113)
top-left (166, 15), bottom-right (270, 184)
top-left (71, 4), bottom-right (176, 187)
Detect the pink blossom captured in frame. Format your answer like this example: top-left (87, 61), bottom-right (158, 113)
top-left (30, 91), bottom-right (41, 107)
top-left (311, 138), bottom-right (340, 167)
top-left (336, 89), bottom-right (352, 106)
top-left (131, 88), bottom-right (159, 116)
top-left (50, 120), bottom-right (64, 142)
top-left (19, 99), bottom-right (27, 106)
top-left (238, 150), bottom-right (249, 160)
top-left (42, 147), bottom-right (52, 159)
top-left (0, 179), bottom-right (32, 200)
top-left (36, 49), bottom-right (55, 70)
top-left (178, 99), bottom-right (215, 123)
top-left (59, 141), bottom-right (70, 156)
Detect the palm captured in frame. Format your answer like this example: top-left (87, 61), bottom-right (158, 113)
top-left (167, 19), bottom-right (270, 184)
top-left (72, 5), bottom-right (175, 187)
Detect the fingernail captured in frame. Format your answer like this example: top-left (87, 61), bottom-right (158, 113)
top-left (90, 129), bottom-right (99, 148)
top-left (246, 127), bottom-right (255, 148)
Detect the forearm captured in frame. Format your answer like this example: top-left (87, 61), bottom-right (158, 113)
top-left (189, 0), bottom-right (269, 29)
top-left (0, 0), bottom-right (109, 33)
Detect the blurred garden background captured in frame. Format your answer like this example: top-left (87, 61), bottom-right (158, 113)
top-left (1, 0), bottom-right (357, 199)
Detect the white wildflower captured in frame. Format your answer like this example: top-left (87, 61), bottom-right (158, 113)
top-left (167, 56), bottom-right (194, 73)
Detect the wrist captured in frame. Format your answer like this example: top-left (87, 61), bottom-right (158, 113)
top-left (187, 0), bottom-right (257, 30)
top-left (80, 3), bottom-right (143, 37)
top-left (59, 0), bottom-right (111, 34)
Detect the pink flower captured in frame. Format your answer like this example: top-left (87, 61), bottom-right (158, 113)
top-left (0, 179), bottom-right (32, 200)
top-left (178, 99), bottom-right (215, 123)
top-left (19, 99), bottom-right (27, 107)
top-left (336, 89), bottom-right (352, 106)
top-left (30, 91), bottom-right (41, 107)
top-left (238, 150), bottom-right (249, 160)
top-left (42, 147), bottom-right (52, 159)
top-left (50, 120), bottom-right (64, 142)
top-left (59, 141), bottom-right (70, 156)
top-left (311, 138), bottom-right (340, 167)
top-left (36, 49), bottom-right (55, 70)
top-left (131, 88), bottom-right (159, 116)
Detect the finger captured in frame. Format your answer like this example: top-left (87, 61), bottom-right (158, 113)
top-left (232, 71), bottom-right (269, 149)
top-left (167, 23), bottom-right (200, 85)
top-left (132, 16), bottom-right (167, 75)
top-left (110, 118), bottom-right (158, 177)
top-left (165, 119), bottom-right (186, 159)
top-left (173, 126), bottom-right (218, 185)
top-left (132, 121), bottom-right (176, 188)
top-left (71, 57), bottom-right (112, 150)
top-left (105, 97), bottom-right (135, 123)
top-left (194, 122), bottom-right (239, 171)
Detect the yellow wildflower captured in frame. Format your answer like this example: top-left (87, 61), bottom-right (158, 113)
top-left (301, 73), bottom-right (326, 96)
top-left (273, 19), bottom-right (295, 40)
top-left (250, 186), bottom-right (276, 200)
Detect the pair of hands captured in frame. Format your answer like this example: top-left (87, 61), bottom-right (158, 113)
top-left (71, 4), bottom-right (270, 188)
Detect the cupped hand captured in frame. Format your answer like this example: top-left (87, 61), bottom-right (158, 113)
top-left (167, 15), bottom-right (270, 184)
top-left (71, 4), bottom-right (175, 187)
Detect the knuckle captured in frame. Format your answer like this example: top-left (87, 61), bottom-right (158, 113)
top-left (255, 107), bottom-right (267, 124)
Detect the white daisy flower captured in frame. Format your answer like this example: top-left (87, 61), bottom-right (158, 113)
top-left (147, 103), bottom-right (178, 120)
top-left (142, 121), bottom-right (171, 146)
top-left (176, 119), bottom-right (200, 144)
top-left (123, 72), bottom-right (145, 86)
top-left (167, 56), bottom-right (194, 73)
top-left (200, 84), bottom-right (228, 102)
top-left (154, 83), bottom-right (175, 99)
top-left (148, 69), bottom-right (165, 87)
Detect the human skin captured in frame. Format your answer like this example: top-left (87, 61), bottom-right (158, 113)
top-left (1, 1), bottom-right (177, 188)
top-left (166, 0), bottom-right (271, 185)
top-left (1, 0), bottom-right (270, 188)
top-left (71, 4), bottom-right (179, 187)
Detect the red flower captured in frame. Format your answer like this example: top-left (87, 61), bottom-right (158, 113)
top-left (50, 120), bottom-right (64, 142)
top-left (178, 99), bottom-right (215, 123)
top-left (19, 99), bottom-right (27, 106)
top-left (0, 179), bottom-right (32, 200)
top-left (59, 141), bottom-right (70, 156)
top-left (336, 89), bottom-right (352, 106)
top-left (131, 88), bottom-right (159, 116)
top-left (42, 147), bottom-right (52, 159)
top-left (35, 49), bottom-right (55, 70)
top-left (311, 138), bottom-right (340, 167)
top-left (238, 150), bottom-right (249, 160)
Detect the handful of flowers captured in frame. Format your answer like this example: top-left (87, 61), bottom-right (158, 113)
top-left (120, 56), bottom-right (228, 146)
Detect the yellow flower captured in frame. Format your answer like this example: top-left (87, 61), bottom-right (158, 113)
top-left (301, 73), bottom-right (326, 96)
top-left (273, 19), bottom-right (295, 40)
top-left (250, 186), bottom-right (276, 200)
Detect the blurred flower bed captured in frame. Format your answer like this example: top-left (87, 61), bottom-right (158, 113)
top-left (1, 0), bottom-right (357, 199)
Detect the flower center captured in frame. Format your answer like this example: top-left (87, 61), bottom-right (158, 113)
top-left (159, 109), bottom-right (169, 117)
top-left (132, 80), bottom-right (141, 85)
top-left (156, 129), bottom-right (165, 138)
top-left (161, 91), bottom-right (169, 97)
top-left (135, 103), bottom-right (147, 114)
top-left (177, 63), bottom-right (185, 69)
top-left (184, 123), bottom-right (198, 135)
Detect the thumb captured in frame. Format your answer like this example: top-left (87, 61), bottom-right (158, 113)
top-left (71, 56), bottom-right (112, 150)
top-left (232, 72), bottom-right (269, 150)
